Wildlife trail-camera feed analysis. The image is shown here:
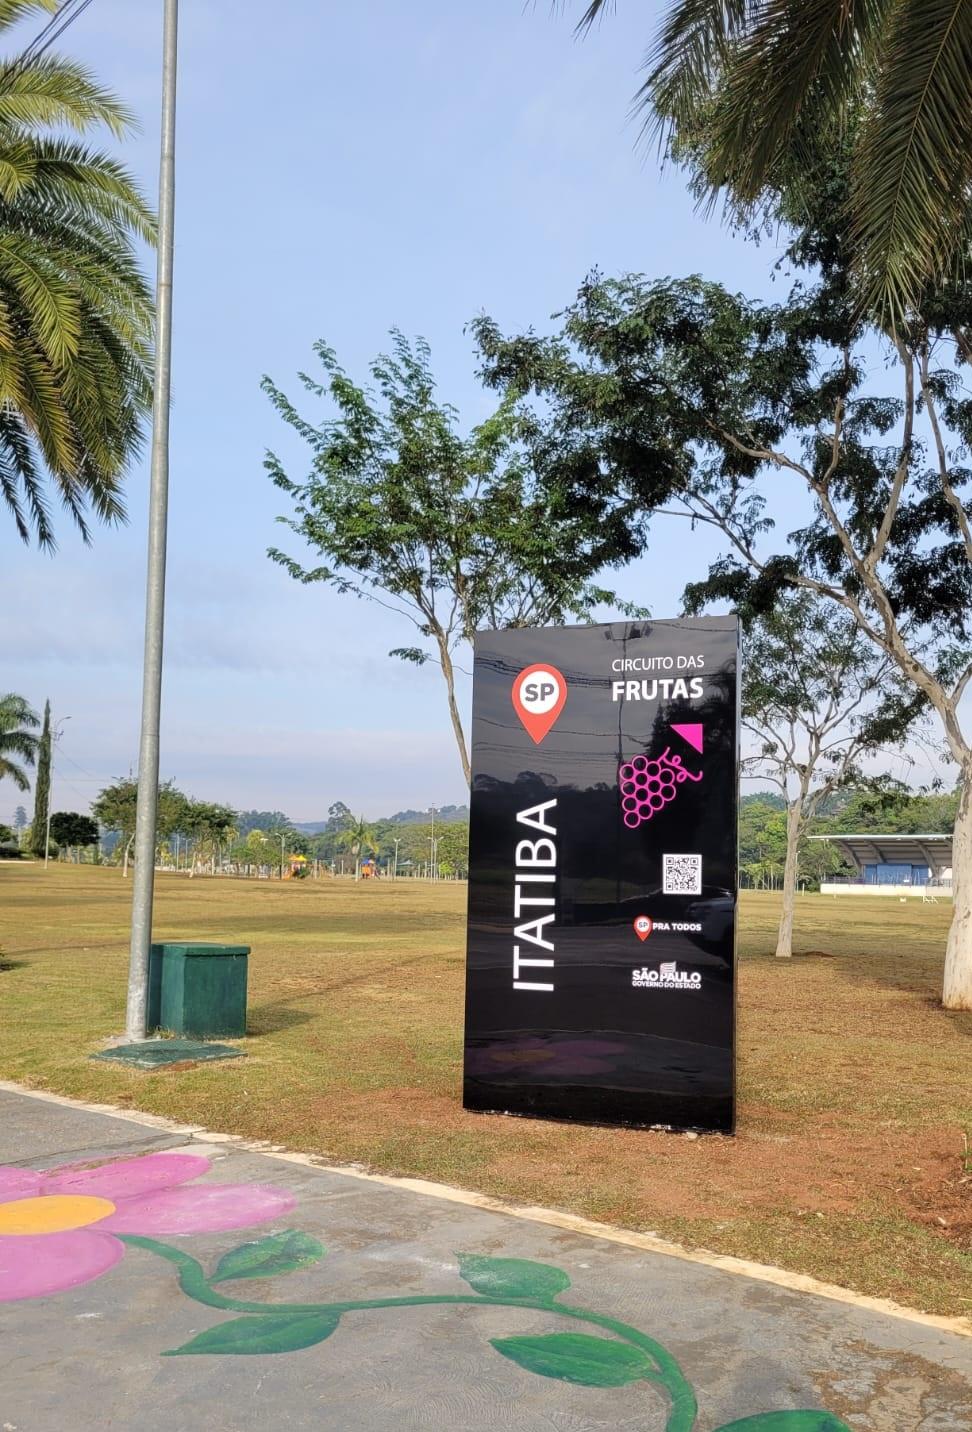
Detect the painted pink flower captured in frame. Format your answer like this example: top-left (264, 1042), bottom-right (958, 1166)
top-left (0, 1152), bottom-right (296, 1302)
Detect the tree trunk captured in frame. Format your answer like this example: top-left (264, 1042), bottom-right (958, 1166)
top-left (943, 764), bottom-right (972, 1009)
top-left (435, 634), bottom-right (471, 785)
top-left (776, 799), bottom-right (803, 959)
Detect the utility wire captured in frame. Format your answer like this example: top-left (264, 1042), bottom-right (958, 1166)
top-left (26, 0), bottom-right (96, 62)
top-left (1, 0), bottom-right (97, 86)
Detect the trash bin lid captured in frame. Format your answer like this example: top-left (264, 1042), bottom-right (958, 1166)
top-left (150, 941), bottom-right (250, 957)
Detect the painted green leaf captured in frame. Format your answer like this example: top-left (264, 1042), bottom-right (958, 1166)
top-left (490, 1333), bottom-right (655, 1387)
top-left (164, 1310), bottom-right (340, 1356)
top-left (211, 1230), bottom-right (325, 1283)
top-left (457, 1253), bottom-right (570, 1301)
top-left (713, 1414), bottom-right (853, 1432)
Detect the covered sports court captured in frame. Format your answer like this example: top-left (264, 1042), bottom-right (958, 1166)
top-left (810, 832), bottom-right (953, 897)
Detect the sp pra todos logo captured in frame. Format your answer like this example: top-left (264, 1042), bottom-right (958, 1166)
top-left (512, 664), bottom-right (567, 745)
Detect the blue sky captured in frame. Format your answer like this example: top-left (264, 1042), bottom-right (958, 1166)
top-left (1, 0), bottom-right (858, 824)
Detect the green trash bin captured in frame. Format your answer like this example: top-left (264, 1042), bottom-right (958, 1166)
top-left (147, 942), bottom-right (249, 1038)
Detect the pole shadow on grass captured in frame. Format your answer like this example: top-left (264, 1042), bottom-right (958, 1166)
top-left (244, 1004), bottom-right (317, 1036)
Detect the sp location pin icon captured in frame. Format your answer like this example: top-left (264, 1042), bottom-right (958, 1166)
top-left (634, 915), bottom-right (653, 942)
top-left (512, 663), bottom-right (568, 745)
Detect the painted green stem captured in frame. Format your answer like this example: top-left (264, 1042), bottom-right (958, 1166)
top-left (119, 1236), bottom-right (697, 1432)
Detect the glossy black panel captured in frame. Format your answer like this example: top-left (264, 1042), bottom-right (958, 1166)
top-left (462, 618), bottom-right (739, 1134)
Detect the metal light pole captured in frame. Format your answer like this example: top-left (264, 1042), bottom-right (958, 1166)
top-left (125, 0), bottom-right (179, 1042)
top-left (393, 837), bottom-right (400, 880)
top-left (44, 716), bottom-right (71, 868)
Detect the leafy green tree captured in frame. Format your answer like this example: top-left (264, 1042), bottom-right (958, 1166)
top-left (472, 161), bottom-right (972, 1008)
top-left (0, 822), bottom-right (15, 845)
top-left (12, 804), bottom-right (27, 829)
top-left (738, 799), bottom-right (788, 887)
top-left (825, 786), bottom-right (960, 836)
top-left (573, 0), bottom-right (972, 322)
top-left (229, 825), bottom-right (298, 879)
top-left (743, 592), bottom-right (922, 957)
top-left (0, 693), bottom-right (39, 791)
top-left (336, 813), bottom-right (378, 881)
top-left (29, 698), bottom-right (50, 854)
top-left (307, 802), bottom-right (354, 865)
top-left (179, 800), bottom-right (237, 875)
top-left (236, 809), bottom-right (291, 838)
top-left (92, 777), bottom-right (189, 876)
top-left (435, 821), bottom-right (469, 879)
top-left (263, 332), bottom-right (644, 783)
top-left (49, 810), bottom-right (97, 859)
top-left (251, 829), bottom-right (276, 874)
top-left (0, 0), bottom-right (154, 547)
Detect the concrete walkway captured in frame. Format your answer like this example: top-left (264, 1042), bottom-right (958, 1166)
top-left (0, 1086), bottom-right (969, 1431)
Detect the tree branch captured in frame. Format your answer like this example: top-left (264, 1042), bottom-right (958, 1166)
top-left (921, 344), bottom-right (972, 565)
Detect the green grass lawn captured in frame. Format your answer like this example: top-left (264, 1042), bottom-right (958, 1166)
top-left (1, 863), bottom-right (970, 1317)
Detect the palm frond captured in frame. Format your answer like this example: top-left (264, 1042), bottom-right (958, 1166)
top-left (641, 0), bottom-right (750, 139)
top-left (852, 0), bottom-right (972, 322)
top-left (574, 0), bottom-right (616, 34)
top-left (0, 688), bottom-right (40, 791)
top-left (0, 235), bottom-right (82, 367)
top-left (0, 1), bottom-right (54, 33)
top-left (0, 757), bottom-right (32, 790)
top-left (0, 49), bottom-right (156, 543)
top-left (0, 408), bottom-right (52, 545)
top-left (13, 135), bottom-right (156, 242)
top-left (0, 139), bottom-right (35, 197)
top-left (0, 692), bottom-right (39, 727)
top-left (0, 58), bottom-right (136, 137)
top-left (695, 0), bottom-right (888, 200)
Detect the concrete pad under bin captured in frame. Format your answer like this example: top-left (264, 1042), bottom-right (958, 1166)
top-left (147, 941), bottom-right (249, 1038)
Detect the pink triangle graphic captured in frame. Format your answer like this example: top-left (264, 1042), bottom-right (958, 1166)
top-left (672, 723), bottom-right (703, 754)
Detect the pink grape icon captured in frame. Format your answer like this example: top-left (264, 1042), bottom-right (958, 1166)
top-left (618, 745), bottom-right (702, 828)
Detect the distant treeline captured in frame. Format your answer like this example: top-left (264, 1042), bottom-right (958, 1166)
top-left (740, 788), bottom-right (958, 890)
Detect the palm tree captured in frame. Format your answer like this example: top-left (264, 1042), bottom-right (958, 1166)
top-left (0, 692), bottom-right (39, 790)
top-left (576, 0), bottom-right (972, 324)
top-left (0, 0), bottom-right (154, 548)
top-left (337, 815), bottom-right (378, 881)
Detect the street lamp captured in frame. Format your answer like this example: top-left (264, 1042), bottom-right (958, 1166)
top-left (44, 716), bottom-right (71, 869)
top-left (125, 0), bottom-right (179, 1042)
top-left (393, 837), bottom-right (400, 880)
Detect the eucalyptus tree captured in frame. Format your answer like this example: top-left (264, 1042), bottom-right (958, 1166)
top-left (573, 0), bottom-right (972, 323)
top-left (263, 331), bottom-right (644, 784)
top-left (0, 0), bottom-right (154, 546)
top-left (742, 593), bottom-right (922, 959)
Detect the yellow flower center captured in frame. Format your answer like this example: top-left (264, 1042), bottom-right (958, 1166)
top-left (0, 1194), bottom-right (116, 1236)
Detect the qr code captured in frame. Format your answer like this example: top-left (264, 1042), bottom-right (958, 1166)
top-left (663, 854), bottom-right (701, 895)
